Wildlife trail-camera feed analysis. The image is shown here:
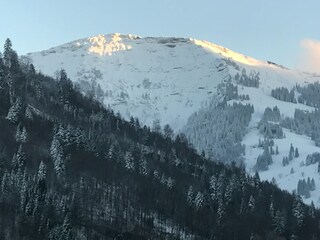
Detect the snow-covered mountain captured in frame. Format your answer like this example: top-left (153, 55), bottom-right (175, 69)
top-left (27, 33), bottom-right (320, 206)
top-left (27, 33), bottom-right (316, 130)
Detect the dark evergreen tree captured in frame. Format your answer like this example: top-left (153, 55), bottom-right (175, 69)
top-left (297, 82), bottom-right (320, 107)
top-left (283, 156), bottom-right (289, 166)
top-left (271, 87), bottom-right (296, 103)
top-left (3, 38), bottom-right (12, 67)
top-left (163, 124), bottom-right (174, 139)
top-left (58, 69), bottom-right (73, 105)
top-left (255, 148), bottom-right (272, 171)
top-left (289, 144), bottom-right (295, 161)
top-left (152, 118), bottom-right (161, 133)
top-left (295, 147), bottom-right (299, 158)
top-left (306, 152), bottom-right (320, 166)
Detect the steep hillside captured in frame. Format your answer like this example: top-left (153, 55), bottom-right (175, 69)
top-left (27, 33), bottom-right (320, 207)
top-left (2, 40), bottom-right (320, 239)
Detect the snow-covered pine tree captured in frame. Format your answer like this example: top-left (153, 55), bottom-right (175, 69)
top-left (20, 126), bottom-right (28, 143)
top-left (269, 199), bottom-right (275, 218)
top-left (195, 191), bottom-right (204, 210)
top-left (12, 144), bottom-right (26, 170)
top-left (15, 123), bottom-right (22, 142)
top-left (37, 161), bottom-right (46, 181)
top-left (139, 155), bottom-right (149, 176)
top-left (209, 175), bottom-right (218, 201)
top-left (107, 144), bottom-right (115, 161)
top-left (166, 177), bottom-right (175, 189)
top-left (272, 210), bottom-right (286, 235)
top-left (61, 213), bottom-right (73, 240)
top-left (293, 199), bottom-right (304, 228)
top-left (50, 135), bottom-right (65, 178)
top-left (124, 151), bottom-right (135, 172)
top-left (19, 172), bottom-right (28, 211)
top-left (37, 160), bottom-right (47, 194)
top-left (217, 200), bottom-right (225, 226)
top-left (25, 106), bottom-right (33, 120)
top-left (6, 98), bottom-right (22, 123)
top-left (1, 171), bottom-right (10, 194)
top-left (216, 172), bottom-right (226, 200)
top-left (187, 186), bottom-right (194, 206)
top-left (248, 195), bottom-right (255, 213)
top-left (224, 183), bottom-right (233, 205)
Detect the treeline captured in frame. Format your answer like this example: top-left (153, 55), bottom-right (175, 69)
top-left (297, 178), bottom-right (316, 199)
top-left (282, 109), bottom-right (320, 147)
top-left (271, 87), bottom-right (296, 103)
top-left (234, 69), bottom-right (260, 88)
top-left (297, 82), bottom-right (320, 107)
top-left (271, 82), bottom-right (320, 108)
top-left (183, 100), bottom-right (253, 165)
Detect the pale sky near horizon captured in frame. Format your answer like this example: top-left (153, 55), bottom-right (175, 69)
top-left (0, 0), bottom-right (319, 72)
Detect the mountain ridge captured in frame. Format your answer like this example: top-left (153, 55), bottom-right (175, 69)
top-left (27, 33), bottom-right (318, 129)
top-left (30, 33), bottom-right (282, 68)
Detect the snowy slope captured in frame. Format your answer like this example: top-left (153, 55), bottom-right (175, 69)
top-left (28, 34), bottom-right (229, 130)
top-left (243, 128), bottom-right (320, 206)
top-left (27, 33), bottom-right (320, 206)
top-left (27, 33), bottom-right (318, 130)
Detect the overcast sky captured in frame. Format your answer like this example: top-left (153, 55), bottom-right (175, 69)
top-left (0, 0), bottom-right (319, 71)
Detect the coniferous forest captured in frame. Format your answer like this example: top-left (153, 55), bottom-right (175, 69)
top-left (0, 39), bottom-right (320, 240)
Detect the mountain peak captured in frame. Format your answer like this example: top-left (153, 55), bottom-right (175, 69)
top-left (86, 33), bottom-right (264, 66)
top-left (87, 33), bottom-right (137, 56)
top-left (39, 33), bottom-right (267, 67)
